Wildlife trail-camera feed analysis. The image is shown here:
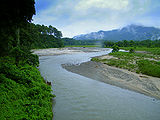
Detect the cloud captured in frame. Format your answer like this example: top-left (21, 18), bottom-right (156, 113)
top-left (60, 20), bottom-right (124, 37)
top-left (33, 0), bottom-right (160, 37)
top-left (75, 0), bottom-right (129, 10)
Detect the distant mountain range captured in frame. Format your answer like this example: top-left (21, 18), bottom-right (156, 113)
top-left (73, 24), bottom-right (160, 41)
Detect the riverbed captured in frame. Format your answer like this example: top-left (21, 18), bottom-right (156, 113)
top-left (37, 48), bottom-right (160, 120)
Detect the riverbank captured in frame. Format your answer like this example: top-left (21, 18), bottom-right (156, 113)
top-left (33, 47), bottom-right (160, 99)
top-left (63, 61), bottom-right (160, 99)
top-left (63, 53), bottom-right (160, 99)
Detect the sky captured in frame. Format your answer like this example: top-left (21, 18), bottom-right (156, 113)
top-left (33, 0), bottom-right (160, 38)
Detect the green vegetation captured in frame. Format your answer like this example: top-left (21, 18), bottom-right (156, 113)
top-left (0, 0), bottom-right (56, 119)
top-left (0, 56), bottom-right (55, 119)
top-left (65, 45), bottom-right (100, 47)
top-left (91, 51), bottom-right (160, 78)
top-left (137, 60), bottom-right (160, 78)
top-left (22, 23), bottom-right (64, 49)
top-left (62, 37), bottom-right (102, 47)
top-left (112, 44), bottom-right (119, 52)
top-left (101, 39), bottom-right (160, 77)
top-left (103, 39), bottom-right (160, 48)
top-left (119, 47), bottom-right (160, 55)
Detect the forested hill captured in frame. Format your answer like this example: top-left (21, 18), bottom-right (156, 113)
top-left (73, 24), bottom-right (160, 41)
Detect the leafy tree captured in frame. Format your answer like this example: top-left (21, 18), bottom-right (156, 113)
top-left (129, 40), bottom-right (135, 47)
top-left (112, 44), bottom-right (119, 52)
top-left (123, 40), bottom-right (129, 47)
top-left (0, 0), bottom-right (35, 56)
top-left (129, 48), bottom-right (135, 53)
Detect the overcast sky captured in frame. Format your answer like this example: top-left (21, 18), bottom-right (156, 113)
top-left (33, 0), bottom-right (160, 37)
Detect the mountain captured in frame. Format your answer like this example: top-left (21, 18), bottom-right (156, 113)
top-left (73, 24), bottom-right (160, 41)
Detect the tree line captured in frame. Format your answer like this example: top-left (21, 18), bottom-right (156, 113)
top-left (62, 37), bottom-right (101, 46)
top-left (0, 0), bottom-right (64, 56)
top-left (0, 22), bottom-right (64, 56)
top-left (20, 23), bottom-right (64, 50)
top-left (103, 39), bottom-right (160, 48)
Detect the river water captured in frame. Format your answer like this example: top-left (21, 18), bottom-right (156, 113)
top-left (39, 48), bottom-right (160, 120)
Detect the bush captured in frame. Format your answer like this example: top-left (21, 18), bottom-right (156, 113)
top-left (9, 47), bottom-right (39, 66)
top-left (0, 56), bottom-right (54, 119)
top-left (91, 57), bottom-right (101, 62)
top-left (137, 60), bottom-right (160, 77)
top-left (129, 48), bottom-right (135, 53)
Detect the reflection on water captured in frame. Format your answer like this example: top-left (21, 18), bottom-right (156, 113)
top-left (39, 49), bottom-right (160, 120)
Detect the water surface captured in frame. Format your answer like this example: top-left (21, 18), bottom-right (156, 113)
top-left (39, 49), bottom-right (160, 120)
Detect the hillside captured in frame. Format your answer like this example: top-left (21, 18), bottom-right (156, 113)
top-left (73, 24), bottom-right (160, 41)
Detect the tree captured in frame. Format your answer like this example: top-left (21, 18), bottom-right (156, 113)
top-left (129, 40), bottom-right (135, 47)
top-left (0, 0), bottom-right (35, 55)
top-left (129, 48), bottom-right (135, 53)
top-left (112, 44), bottom-right (119, 52)
top-left (123, 40), bottom-right (129, 47)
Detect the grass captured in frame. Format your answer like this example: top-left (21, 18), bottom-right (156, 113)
top-left (0, 56), bottom-right (55, 120)
top-left (137, 60), bottom-right (160, 78)
top-left (91, 50), bottom-right (160, 78)
top-left (65, 45), bottom-right (101, 47)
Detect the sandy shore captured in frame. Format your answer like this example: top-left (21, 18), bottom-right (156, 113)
top-left (63, 61), bottom-right (160, 99)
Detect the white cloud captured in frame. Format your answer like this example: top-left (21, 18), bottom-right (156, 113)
top-left (59, 20), bottom-right (125, 37)
top-left (33, 0), bottom-right (159, 37)
top-left (75, 0), bottom-right (129, 10)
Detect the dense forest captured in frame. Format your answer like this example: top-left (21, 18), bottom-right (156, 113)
top-left (62, 37), bottom-right (100, 46)
top-left (20, 23), bottom-right (64, 49)
top-left (0, 0), bottom-right (57, 119)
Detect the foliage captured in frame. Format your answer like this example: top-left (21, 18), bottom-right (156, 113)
top-left (0, 0), bottom-right (36, 55)
top-left (129, 48), bottom-right (135, 53)
top-left (0, 0), bottom-right (55, 119)
top-left (0, 22), bottom-right (64, 56)
top-left (62, 37), bottom-right (101, 46)
top-left (92, 51), bottom-right (160, 77)
top-left (20, 23), bottom-right (64, 49)
top-left (112, 44), bottom-right (119, 52)
top-left (0, 57), bottom-right (55, 119)
top-left (91, 57), bottom-right (101, 62)
top-left (137, 60), bottom-right (160, 78)
top-left (120, 47), bottom-right (160, 55)
top-left (65, 45), bottom-right (100, 47)
top-left (103, 39), bottom-right (160, 49)
top-left (9, 47), bottom-right (39, 66)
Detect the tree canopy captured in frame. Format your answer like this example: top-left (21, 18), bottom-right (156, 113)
top-left (0, 0), bottom-right (35, 56)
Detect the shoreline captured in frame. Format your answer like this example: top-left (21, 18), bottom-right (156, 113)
top-left (33, 47), bottom-right (160, 99)
top-left (62, 61), bottom-right (160, 100)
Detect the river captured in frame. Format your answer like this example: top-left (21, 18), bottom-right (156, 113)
top-left (38, 48), bottom-right (160, 120)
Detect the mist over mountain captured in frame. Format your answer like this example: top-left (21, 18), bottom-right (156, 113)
top-left (73, 25), bottom-right (160, 41)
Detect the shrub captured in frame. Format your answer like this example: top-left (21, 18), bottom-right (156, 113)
top-left (129, 48), bottom-right (135, 53)
top-left (0, 56), bottom-right (54, 119)
top-left (91, 57), bottom-right (101, 62)
top-left (137, 60), bottom-right (160, 77)
top-left (9, 47), bottom-right (39, 66)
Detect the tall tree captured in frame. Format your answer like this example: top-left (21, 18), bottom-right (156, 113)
top-left (0, 0), bottom-right (35, 55)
